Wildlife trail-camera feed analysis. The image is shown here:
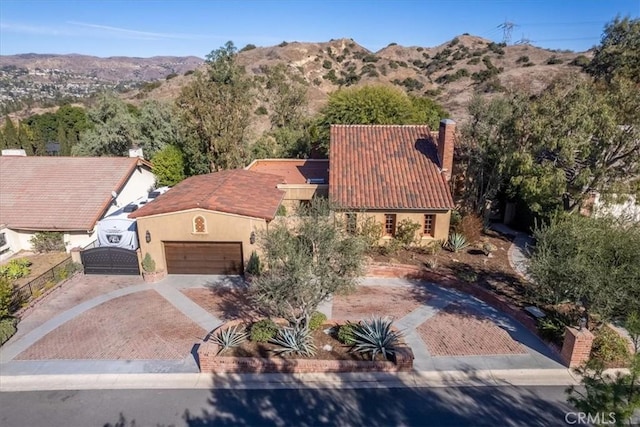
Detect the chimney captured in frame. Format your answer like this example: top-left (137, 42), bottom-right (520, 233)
top-left (437, 119), bottom-right (455, 181)
top-left (129, 146), bottom-right (144, 159)
top-left (1, 149), bottom-right (27, 156)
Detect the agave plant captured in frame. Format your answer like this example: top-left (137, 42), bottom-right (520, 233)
top-left (213, 324), bottom-right (248, 355)
top-left (351, 317), bottom-right (403, 361)
top-left (270, 326), bottom-right (317, 357)
top-left (446, 233), bottom-right (469, 253)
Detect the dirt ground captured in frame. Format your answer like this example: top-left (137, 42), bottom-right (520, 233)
top-left (3, 251), bottom-right (70, 288)
top-left (371, 230), bottom-right (534, 309)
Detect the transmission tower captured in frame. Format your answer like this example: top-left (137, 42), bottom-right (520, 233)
top-left (515, 34), bottom-right (534, 46)
top-left (498, 20), bottom-right (516, 44)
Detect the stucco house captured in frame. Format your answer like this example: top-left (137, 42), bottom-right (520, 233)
top-left (329, 120), bottom-right (456, 243)
top-left (0, 153), bottom-right (155, 261)
top-left (129, 170), bottom-right (286, 275)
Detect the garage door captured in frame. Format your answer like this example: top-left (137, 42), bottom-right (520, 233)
top-left (164, 242), bottom-right (243, 275)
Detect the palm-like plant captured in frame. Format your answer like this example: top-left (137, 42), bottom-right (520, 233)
top-left (213, 324), bottom-right (248, 355)
top-left (270, 326), bottom-right (317, 357)
top-left (351, 317), bottom-right (403, 361)
top-left (446, 233), bottom-right (469, 253)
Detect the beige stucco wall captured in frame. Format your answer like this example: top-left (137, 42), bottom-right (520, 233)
top-left (338, 210), bottom-right (451, 245)
top-left (278, 184), bottom-right (328, 213)
top-left (135, 208), bottom-right (267, 273)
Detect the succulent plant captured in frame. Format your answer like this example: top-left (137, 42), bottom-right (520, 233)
top-left (213, 324), bottom-right (248, 354)
top-left (351, 317), bottom-right (403, 361)
top-left (337, 322), bottom-right (357, 345)
top-left (482, 242), bottom-right (498, 256)
top-left (270, 326), bottom-right (317, 357)
top-left (446, 233), bottom-right (469, 253)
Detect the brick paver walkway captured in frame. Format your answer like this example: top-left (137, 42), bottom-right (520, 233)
top-left (417, 304), bottom-right (528, 356)
top-left (181, 287), bottom-right (262, 321)
top-left (332, 285), bottom-right (432, 321)
top-left (12, 274), bottom-right (144, 342)
top-left (16, 291), bottom-right (205, 360)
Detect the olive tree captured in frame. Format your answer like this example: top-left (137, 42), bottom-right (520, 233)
top-left (250, 199), bottom-right (365, 330)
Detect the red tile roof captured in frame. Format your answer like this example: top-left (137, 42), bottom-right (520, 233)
top-left (0, 156), bottom-right (150, 231)
top-left (329, 125), bottom-right (455, 210)
top-left (246, 159), bottom-right (329, 184)
top-left (129, 169), bottom-right (286, 220)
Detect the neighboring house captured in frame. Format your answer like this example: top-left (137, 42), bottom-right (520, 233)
top-left (0, 153), bottom-right (155, 261)
top-left (245, 159), bottom-right (329, 212)
top-left (129, 170), bottom-right (285, 275)
top-left (329, 120), bottom-right (456, 243)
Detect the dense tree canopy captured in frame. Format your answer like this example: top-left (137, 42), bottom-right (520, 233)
top-left (177, 41), bottom-right (254, 174)
top-left (528, 214), bottom-right (640, 322)
top-left (587, 16), bottom-right (640, 84)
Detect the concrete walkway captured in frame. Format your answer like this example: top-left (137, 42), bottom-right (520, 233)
top-left (491, 223), bottom-right (534, 282)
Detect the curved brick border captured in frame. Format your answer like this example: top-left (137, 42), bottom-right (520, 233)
top-left (197, 319), bottom-right (414, 374)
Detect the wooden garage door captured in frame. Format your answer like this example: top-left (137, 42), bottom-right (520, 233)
top-left (164, 242), bottom-right (243, 275)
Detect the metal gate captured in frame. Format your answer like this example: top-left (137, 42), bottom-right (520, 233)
top-left (80, 247), bottom-right (140, 275)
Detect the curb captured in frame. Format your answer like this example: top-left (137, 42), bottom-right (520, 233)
top-left (0, 368), bottom-right (582, 392)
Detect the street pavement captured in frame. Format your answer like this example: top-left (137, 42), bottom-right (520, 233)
top-left (0, 385), bottom-right (575, 427)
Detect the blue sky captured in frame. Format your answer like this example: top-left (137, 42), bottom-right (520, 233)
top-left (1, 0), bottom-right (638, 57)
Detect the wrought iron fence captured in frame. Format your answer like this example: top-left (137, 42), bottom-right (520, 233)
top-left (11, 256), bottom-right (76, 307)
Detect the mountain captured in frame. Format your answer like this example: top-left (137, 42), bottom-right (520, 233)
top-left (1, 35), bottom-right (590, 124)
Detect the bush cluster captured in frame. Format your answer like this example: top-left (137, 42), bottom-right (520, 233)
top-left (250, 319), bottom-right (279, 342)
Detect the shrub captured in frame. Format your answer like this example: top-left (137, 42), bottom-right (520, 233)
top-left (0, 258), bottom-right (32, 280)
top-left (140, 81), bottom-right (161, 93)
top-left (254, 106), bottom-right (268, 115)
top-left (240, 43), bottom-right (257, 52)
top-left (337, 322), bottom-right (357, 345)
top-left (184, 70), bottom-right (195, 76)
top-left (546, 56), bottom-right (563, 65)
top-left (0, 277), bottom-right (15, 318)
top-left (457, 214), bottom-right (483, 243)
top-left (467, 57), bottom-right (480, 65)
top-left (395, 219), bottom-right (421, 248)
top-left (165, 72), bottom-right (178, 80)
top-left (591, 326), bottom-right (631, 365)
top-left (424, 257), bottom-right (439, 270)
top-left (213, 324), bottom-right (248, 354)
top-left (482, 242), bottom-right (498, 256)
top-left (446, 233), bottom-right (469, 253)
top-left (377, 238), bottom-right (401, 256)
top-left (278, 41), bottom-right (289, 47)
top-left (270, 326), bottom-right (317, 357)
top-left (0, 317), bottom-right (18, 346)
top-left (457, 270), bottom-right (478, 283)
top-left (250, 319), bottom-right (278, 343)
top-left (322, 59), bottom-right (333, 69)
top-left (362, 54), bottom-right (379, 63)
top-left (276, 204), bottom-right (287, 216)
top-left (569, 55), bottom-right (590, 68)
top-left (522, 62), bottom-right (535, 67)
top-left (357, 216), bottom-right (383, 251)
top-left (246, 251), bottom-right (262, 276)
top-left (536, 314), bottom-right (568, 344)
top-left (308, 311), bottom-right (327, 331)
top-left (141, 253), bottom-right (156, 273)
top-left (30, 232), bottom-right (64, 252)
top-left (351, 317), bottom-right (403, 361)
top-left (516, 55), bottom-right (530, 64)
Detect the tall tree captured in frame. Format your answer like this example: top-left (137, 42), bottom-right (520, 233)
top-left (151, 145), bottom-right (185, 186)
top-left (72, 92), bottom-right (140, 156)
top-left (138, 100), bottom-right (185, 159)
top-left (587, 16), bottom-right (640, 84)
top-left (261, 63), bottom-right (308, 130)
top-left (177, 41), bottom-right (254, 173)
top-left (250, 199), bottom-right (365, 330)
top-left (1, 116), bottom-right (19, 149)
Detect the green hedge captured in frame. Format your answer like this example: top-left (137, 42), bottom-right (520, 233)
top-left (0, 317), bottom-right (18, 346)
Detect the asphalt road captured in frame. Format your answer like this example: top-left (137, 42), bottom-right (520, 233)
top-left (0, 385), bottom-right (576, 427)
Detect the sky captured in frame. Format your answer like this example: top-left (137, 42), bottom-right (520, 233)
top-left (1, 0), bottom-right (639, 58)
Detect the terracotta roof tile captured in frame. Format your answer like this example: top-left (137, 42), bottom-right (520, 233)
top-left (329, 125), bottom-right (455, 210)
top-left (0, 156), bottom-right (148, 231)
top-left (245, 159), bottom-right (329, 184)
top-left (129, 169), bottom-right (285, 220)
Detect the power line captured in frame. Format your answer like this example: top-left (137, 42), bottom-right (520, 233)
top-left (497, 20), bottom-right (517, 44)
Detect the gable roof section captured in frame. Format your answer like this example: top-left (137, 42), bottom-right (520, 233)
top-left (245, 159), bottom-right (329, 184)
top-left (129, 169), bottom-right (286, 220)
top-left (0, 156), bottom-right (150, 231)
top-left (329, 125), bottom-right (454, 210)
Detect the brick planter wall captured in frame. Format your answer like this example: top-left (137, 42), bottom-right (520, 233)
top-left (561, 327), bottom-right (594, 368)
top-left (197, 341), bottom-right (413, 374)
